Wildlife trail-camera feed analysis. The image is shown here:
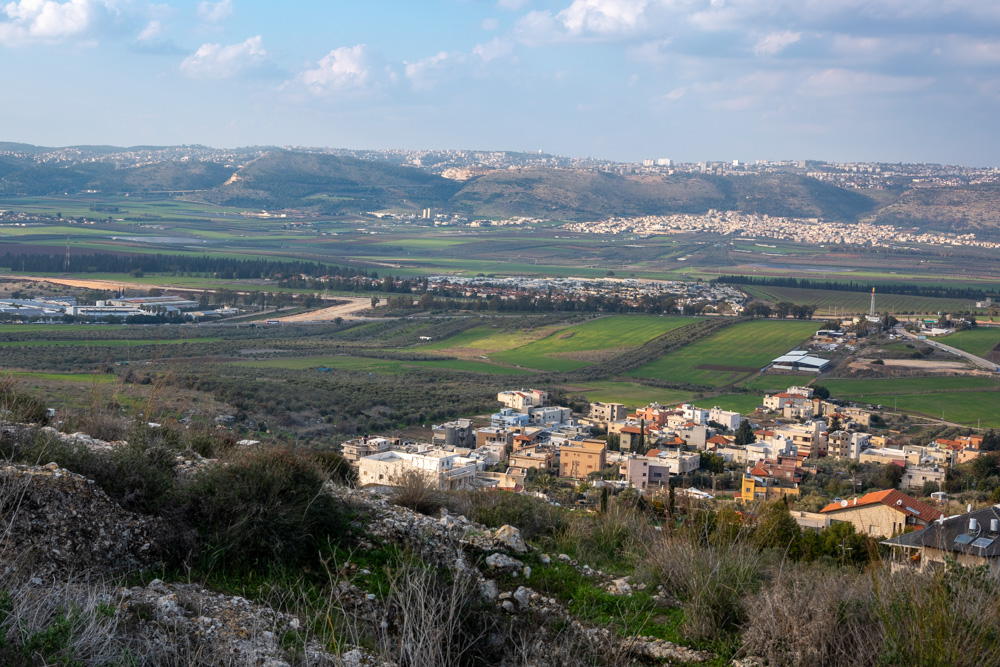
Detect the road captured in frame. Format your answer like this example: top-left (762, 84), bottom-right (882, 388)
top-left (897, 327), bottom-right (999, 371)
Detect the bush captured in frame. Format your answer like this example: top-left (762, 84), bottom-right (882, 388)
top-left (0, 378), bottom-right (49, 425)
top-left (184, 446), bottom-right (347, 571)
top-left (391, 471), bottom-right (445, 516)
top-left (447, 491), bottom-right (566, 542)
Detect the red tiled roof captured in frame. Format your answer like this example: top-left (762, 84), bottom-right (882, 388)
top-left (645, 449), bottom-right (662, 457)
top-left (820, 489), bottom-right (943, 524)
top-left (707, 435), bottom-right (729, 445)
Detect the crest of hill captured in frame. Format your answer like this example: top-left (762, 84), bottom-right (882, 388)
top-left (450, 169), bottom-right (881, 221)
top-left (871, 182), bottom-right (1000, 232)
top-left (198, 149), bottom-right (464, 212)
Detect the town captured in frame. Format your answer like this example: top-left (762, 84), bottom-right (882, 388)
top-left (345, 383), bottom-right (1000, 572)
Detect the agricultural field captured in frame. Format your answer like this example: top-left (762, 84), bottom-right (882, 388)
top-left (234, 354), bottom-right (532, 376)
top-left (940, 328), bottom-right (1000, 359)
top-left (736, 374), bottom-right (814, 393)
top-left (626, 320), bottom-right (818, 387)
top-left (488, 316), bottom-right (701, 372)
top-left (742, 285), bottom-right (985, 316)
top-left (819, 376), bottom-right (1000, 428)
top-left (560, 381), bottom-right (693, 408)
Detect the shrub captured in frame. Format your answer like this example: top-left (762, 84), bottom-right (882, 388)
top-left (447, 491), bottom-right (566, 542)
top-left (184, 446), bottom-right (348, 571)
top-left (391, 471), bottom-right (445, 516)
top-left (0, 378), bottom-right (49, 425)
top-left (742, 566), bottom-right (880, 667)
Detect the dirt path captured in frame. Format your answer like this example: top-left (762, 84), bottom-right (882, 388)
top-left (271, 298), bottom-right (373, 322)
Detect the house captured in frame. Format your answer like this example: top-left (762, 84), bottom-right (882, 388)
top-left (883, 506), bottom-right (1000, 572)
top-left (432, 418), bottom-right (475, 447)
top-left (559, 439), bottom-right (607, 479)
top-left (509, 445), bottom-right (555, 471)
top-left (634, 404), bottom-right (673, 427)
top-left (774, 422), bottom-right (827, 458)
top-left (622, 450), bottom-right (701, 491)
top-left (497, 389), bottom-right (548, 411)
top-left (740, 458), bottom-right (803, 502)
top-left (828, 431), bottom-right (869, 460)
top-left (763, 391), bottom-right (813, 412)
top-left (708, 407), bottom-right (743, 430)
top-left (820, 489), bottom-right (942, 538)
top-left (491, 408), bottom-right (530, 429)
top-left (676, 423), bottom-right (711, 449)
top-left (529, 406), bottom-right (572, 425)
top-left (900, 466), bottom-right (946, 492)
top-left (357, 449), bottom-right (480, 490)
top-left (589, 402), bottom-right (626, 424)
top-left (620, 425), bottom-right (654, 452)
top-left (341, 436), bottom-right (398, 463)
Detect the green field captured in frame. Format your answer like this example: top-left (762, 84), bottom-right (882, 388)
top-left (821, 376), bottom-right (999, 399)
top-left (235, 354), bottom-right (532, 376)
top-left (856, 392), bottom-right (1000, 428)
top-left (698, 394), bottom-right (765, 415)
top-left (736, 374), bottom-right (814, 393)
top-left (6, 371), bottom-right (116, 383)
top-left (742, 285), bottom-right (984, 315)
top-left (489, 316), bottom-right (701, 372)
top-left (626, 320), bottom-right (818, 387)
top-left (940, 328), bottom-right (1000, 358)
top-left (562, 381), bottom-right (693, 408)
top-left (0, 338), bottom-right (220, 348)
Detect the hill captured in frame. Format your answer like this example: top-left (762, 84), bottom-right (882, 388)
top-left (198, 149), bottom-right (464, 212)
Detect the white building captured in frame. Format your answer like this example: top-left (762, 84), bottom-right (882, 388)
top-left (357, 449), bottom-right (480, 490)
top-left (708, 407), bottom-right (743, 430)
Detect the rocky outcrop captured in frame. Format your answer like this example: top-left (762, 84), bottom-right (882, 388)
top-left (0, 463), bottom-right (161, 580)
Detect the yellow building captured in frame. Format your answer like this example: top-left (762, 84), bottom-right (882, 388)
top-left (559, 439), bottom-right (607, 479)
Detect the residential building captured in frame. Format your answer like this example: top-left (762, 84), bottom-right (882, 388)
top-left (774, 422), bottom-right (827, 458)
top-left (828, 431), bottom-right (869, 460)
top-left (529, 406), bottom-right (572, 425)
top-left (820, 489), bottom-right (942, 538)
top-left (623, 450), bottom-right (700, 491)
top-left (677, 423), bottom-right (712, 449)
top-left (491, 408), bottom-right (530, 429)
top-left (708, 407), bottom-right (743, 430)
top-left (900, 466), bottom-right (946, 491)
top-left (559, 439), bottom-right (607, 479)
top-left (341, 436), bottom-right (398, 463)
top-left (509, 446), bottom-right (555, 471)
top-left (740, 458), bottom-right (803, 502)
top-left (589, 402), bottom-right (626, 424)
top-left (497, 389), bottom-right (548, 411)
top-left (432, 418), bottom-right (475, 447)
top-left (620, 425), bottom-right (654, 452)
top-left (883, 506), bottom-right (1000, 572)
top-left (357, 449), bottom-right (480, 490)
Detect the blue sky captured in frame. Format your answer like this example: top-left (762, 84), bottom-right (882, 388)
top-left (2, 0), bottom-right (999, 165)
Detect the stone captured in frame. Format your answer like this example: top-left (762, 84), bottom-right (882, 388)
top-left (539, 553), bottom-right (551, 564)
top-left (492, 525), bottom-right (527, 553)
top-left (513, 586), bottom-right (530, 609)
top-left (479, 579), bottom-right (499, 603)
top-left (485, 553), bottom-right (524, 572)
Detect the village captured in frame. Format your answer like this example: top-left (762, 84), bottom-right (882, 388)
top-left (344, 383), bottom-right (1000, 573)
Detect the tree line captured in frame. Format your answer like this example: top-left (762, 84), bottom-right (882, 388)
top-left (714, 275), bottom-right (994, 301)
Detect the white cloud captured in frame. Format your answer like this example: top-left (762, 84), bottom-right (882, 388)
top-left (197, 0), bottom-right (232, 23)
top-left (481, 17), bottom-right (499, 30)
top-left (799, 68), bottom-right (932, 97)
top-left (180, 34), bottom-right (266, 79)
top-left (753, 30), bottom-right (800, 56)
top-left (300, 44), bottom-right (374, 94)
top-left (136, 19), bottom-right (161, 41)
top-left (0, 0), bottom-right (94, 45)
top-left (405, 50), bottom-right (453, 89)
top-left (472, 36), bottom-right (512, 61)
top-left (558, 0), bottom-right (651, 36)
top-left (627, 38), bottom-right (672, 63)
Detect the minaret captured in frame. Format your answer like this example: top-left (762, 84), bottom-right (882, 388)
top-left (869, 287), bottom-right (875, 318)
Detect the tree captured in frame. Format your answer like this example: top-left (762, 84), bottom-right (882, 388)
top-left (370, 296), bottom-right (380, 308)
top-left (971, 453), bottom-right (1000, 484)
top-left (734, 420), bottom-right (757, 446)
top-left (827, 414), bottom-right (842, 433)
top-left (754, 500), bottom-right (802, 552)
top-left (701, 452), bottom-right (725, 475)
top-left (882, 463), bottom-right (904, 489)
top-left (812, 385), bottom-right (830, 400)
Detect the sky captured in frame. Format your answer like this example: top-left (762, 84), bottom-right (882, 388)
top-left (1, 0), bottom-right (999, 165)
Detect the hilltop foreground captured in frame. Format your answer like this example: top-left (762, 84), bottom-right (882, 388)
top-left (1, 391), bottom-right (1000, 666)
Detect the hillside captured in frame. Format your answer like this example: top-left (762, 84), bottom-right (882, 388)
top-left (198, 150), bottom-right (464, 212)
top-left (870, 183), bottom-right (1000, 232)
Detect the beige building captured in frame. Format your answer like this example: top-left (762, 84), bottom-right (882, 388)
top-left (559, 439), bottom-right (607, 479)
top-left (510, 446), bottom-right (554, 471)
top-left (341, 436), bottom-right (398, 463)
top-left (589, 402), bottom-right (626, 424)
top-left (820, 489), bottom-right (942, 538)
top-left (357, 449), bottom-right (479, 490)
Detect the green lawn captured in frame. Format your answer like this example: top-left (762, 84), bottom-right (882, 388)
top-left (940, 328), bottom-right (1000, 358)
top-left (626, 320), bottom-right (818, 387)
top-left (737, 374), bottom-right (814, 393)
top-left (489, 316), bottom-right (701, 372)
top-left (697, 394), bottom-right (764, 415)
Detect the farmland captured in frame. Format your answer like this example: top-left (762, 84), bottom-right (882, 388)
top-left (940, 328), bottom-right (1000, 359)
top-left (741, 285), bottom-right (985, 316)
top-left (235, 354), bottom-right (532, 376)
top-left (488, 316), bottom-right (701, 372)
top-left (561, 381), bottom-right (693, 408)
top-left (626, 320), bottom-right (819, 387)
